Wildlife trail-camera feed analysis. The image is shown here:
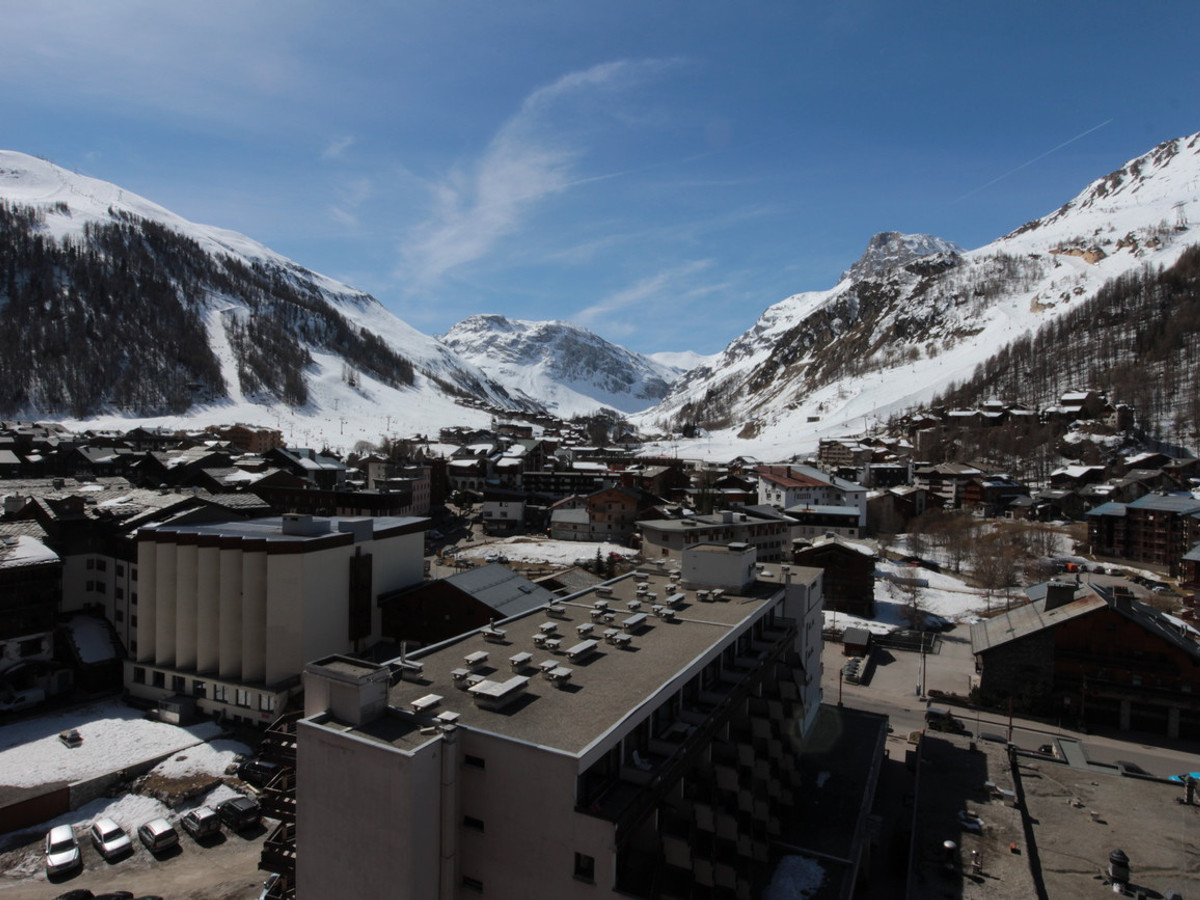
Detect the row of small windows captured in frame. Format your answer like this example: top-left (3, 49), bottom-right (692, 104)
top-left (129, 669), bottom-right (274, 712)
top-left (86, 558), bottom-right (137, 579)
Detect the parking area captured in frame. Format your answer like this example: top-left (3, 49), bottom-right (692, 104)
top-left (0, 814), bottom-right (271, 899)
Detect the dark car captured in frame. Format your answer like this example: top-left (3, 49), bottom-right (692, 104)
top-left (217, 796), bottom-right (261, 832)
top-left (54, 890), bottom-right (96, 900)
top-left (180, 805), bottom-right (221, 841)
top-left (237, 757), bottom-right (283, 788)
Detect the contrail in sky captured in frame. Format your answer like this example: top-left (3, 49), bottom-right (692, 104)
top-left (947, 119), bottom-right (1113, 207)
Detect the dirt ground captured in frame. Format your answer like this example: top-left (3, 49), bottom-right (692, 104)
top-left (0, 818), bottom-right (271, 900)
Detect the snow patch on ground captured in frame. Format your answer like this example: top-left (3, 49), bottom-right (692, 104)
top-left (150, 738), bottom-right (251, 780)
top-left (825, 559), bottom-right (992, 635)
top-left (764, 855), bottom-right (825, 900)
top-left (0, 699), bottom-right (223, 788)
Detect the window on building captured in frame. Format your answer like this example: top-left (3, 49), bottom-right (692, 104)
top-left (130, 615), bottom-right (137, 627)
top-left (116, 564), bottom-right (125, 577)
top-left (129, 640), bottom-right (137, 653)
top-left (212, 684), bottom-right (227, 702)
top-left (96, 582), bottom-right (106, 594)
top-left (152, 671), bottom-right (165, 689)
top-left (171, 675), bottom-right (186, 693)
top-left (133, 667), bottom-right (146, 685)
top-left (259, 694), bottom-right (275, 713)
top-left (131, 593), bottom-right (138, 606)
top-left (235, 689), bottom-right (251, 708)
top-left (464, 755), bottom-right (486, 770)
top-left (86, 559), bottom-right (95, 570)
top-left (115, 587), bottom-right (124, 600)
top-left (131, 568), bottom-right (137, 582)
top-left (115, 610), bottom-right (124, 623)
top-left (574, 852), bottom-right (596, 883)
top-left (194, 681), bottom-right (207, 698)
top-left (96, 559), bottom-right (107, 572)
top-left (462, 815), bottom-right (484, 832)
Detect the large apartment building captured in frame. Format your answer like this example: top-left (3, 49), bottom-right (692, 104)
top-left (638, 509), bottom-right (792, 562)
top-left (296, 545), bottom-right (824, 899)
top-left (756, 464), bottom-right (867, 526)
top-left (126, 513), bottom-right (426, 725)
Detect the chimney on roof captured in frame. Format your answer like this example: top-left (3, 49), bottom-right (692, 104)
top-left (1111, 586), bottom-right (1135, 613)
top-left (1044, 581), bottom-right (1076, 611)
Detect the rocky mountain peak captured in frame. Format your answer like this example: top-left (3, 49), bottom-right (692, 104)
top-left (840, 231), bottom-right (963, 283)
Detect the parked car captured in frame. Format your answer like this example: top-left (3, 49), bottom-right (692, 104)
top-left (216, 796), bottom-right (261, 832)
top-left (58, 729), bottom-right (83, 748)
top-left (53, 890), bottom-right (96, 900)
top-left (89, 817), bottom-right (132, 860)
top-left (237, 757), bottom-right (283, 788)
top-left (260, 873), bottom-right (282, 899)
top-left (180, 805), bottom-right (221, 841)
top-left (137, 817), bottom-right (179, 853)
top-left (44, 824), bottom-right (82, 874)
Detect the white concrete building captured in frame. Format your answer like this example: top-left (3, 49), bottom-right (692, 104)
top-left (126, 513), bottom-right (426, 725)
top-left (296, 545), bottom-right (824, 899)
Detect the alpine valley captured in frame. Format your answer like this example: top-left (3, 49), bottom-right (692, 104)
top-left (2, 130), bottom-right (1200, 459)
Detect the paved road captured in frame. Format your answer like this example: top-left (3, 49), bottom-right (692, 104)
top-left (824, 629), bottom-right (1200, 778)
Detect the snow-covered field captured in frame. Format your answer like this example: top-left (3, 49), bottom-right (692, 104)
top-left (823, 547), bottom-right (994, 636)
top-left (0, 699), bottom-right (228, 789)
top-left (454, 536), bottom-right (634, 566)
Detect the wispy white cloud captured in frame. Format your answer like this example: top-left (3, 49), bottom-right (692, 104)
top-left (575, 259), bottom-right (715, 327)
top-left (400, 58), bottom-right (683, 288)
top-left (322, 136), bottom-right (357, 160)
top-left (328, 176), bottom-right (372, 227)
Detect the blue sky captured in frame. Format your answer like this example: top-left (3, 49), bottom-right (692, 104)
top-left (2, 1), bottom-right (1198, 355)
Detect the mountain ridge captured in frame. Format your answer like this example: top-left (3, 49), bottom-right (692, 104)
top-left (636, 131), bottom-right (1200, 460)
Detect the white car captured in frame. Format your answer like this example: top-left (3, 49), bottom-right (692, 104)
top-left (44, 824), bottom-right (81, 874)
top-left (89, 816), bottom-right (133, 860)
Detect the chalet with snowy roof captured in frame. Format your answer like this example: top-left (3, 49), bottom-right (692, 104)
top-left (266, 447), bottom-right (347, 490)
top-left (1058, 389), bottom-right (1106, 419)
top-left (1048, 465), bottom-right (1107, 491)
top-left (548, 486), bottom-right (659, 543)
top-left (1118, 451), bottom-right (1172, 474)
top-left (0, 533), bottom-right (61, 675)
top-left (784, 504), bottom-right (862, 540)
top-left (817, 439), bottom-right (874, 470)
top-left (959, 474), bottom-right (1029, 517)
top-left (1087, 494), bottom-right (1200, 576)
top-left (218, 424), bottom-right (284, 454)
top-left (972, 580), bottom-right (1200, 738)
top-left (792, 536), bottom-right (875, 618)
top-left (945, 409), bottom-right (983, 428)
top-left (755, 464), bottom-right (866, 526)
top-left (911, 462), bottom-right (984, 508)
top-left (866, 485), bottom-right (928, 536)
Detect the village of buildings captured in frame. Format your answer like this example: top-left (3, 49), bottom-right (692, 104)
top-left (1, 387), bottom-right (1199, 900)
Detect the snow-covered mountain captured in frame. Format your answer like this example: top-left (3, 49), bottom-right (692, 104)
top-left (0, 151), bottom-right (529, 444)
top-left (638, 132), bottom-right (1200, 459)
top-left (441, 314), bottom-right (685, 417)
